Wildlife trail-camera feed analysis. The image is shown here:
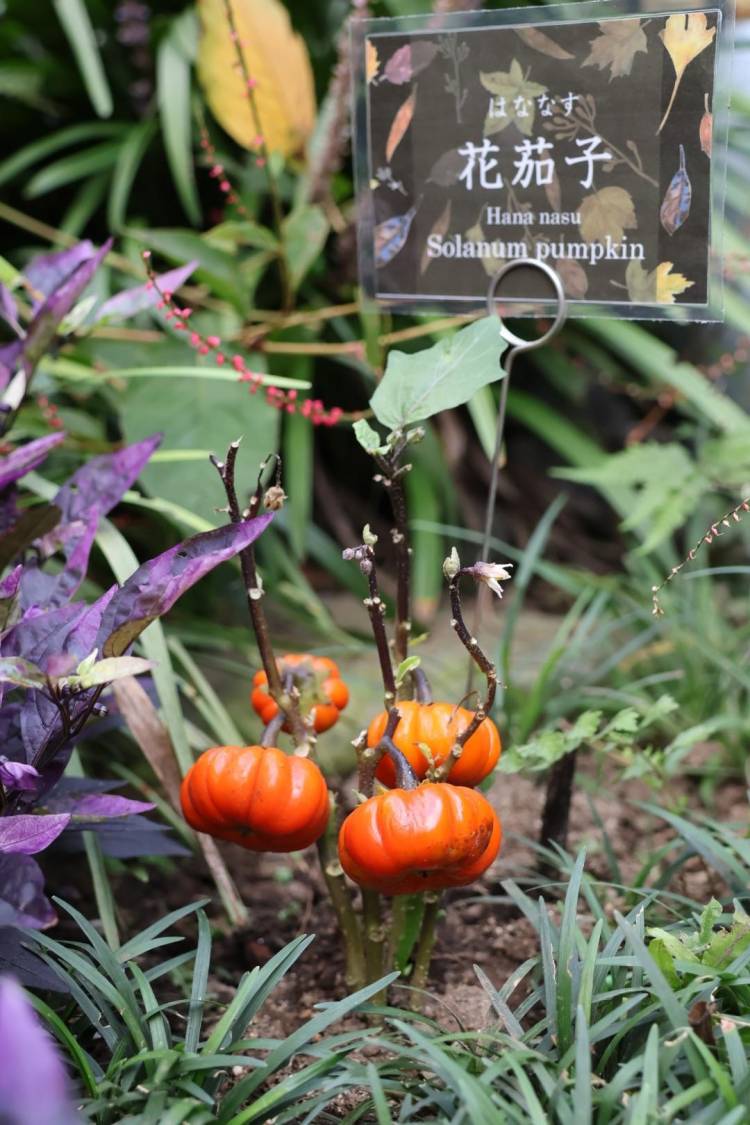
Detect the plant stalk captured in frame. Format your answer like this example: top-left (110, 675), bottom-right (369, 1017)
top-left (539, 748), bottom-right (578, 860)
top-left (410, 893), bottom-right (442, 1007)
top-left (211, 442), bottom-right (311, 753)
top-left (343, 542), bottom-right (396, 707)
top-left (317, 801), bottom-right (366, 990)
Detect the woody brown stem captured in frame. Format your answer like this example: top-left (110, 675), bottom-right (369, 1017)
top-left (539, 749), bottom-right (578, 866)
top-left (374, 445), bottom-right (412, 673)
top-left (435, 568), bottom-right (497, 781)
top-left (343, 542), bottom-right (396, 706)
top-left (211, 442), bottom-right (311, 754)
top-left (356, 707), bottom-right (416, 796)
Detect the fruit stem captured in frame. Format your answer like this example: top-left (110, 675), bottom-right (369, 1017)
top-left (434, 566), bottom-right (497, 781)
top-left (210, 443), bottom-right (312, 755)
top-left (260, 712), bottom-right (284, 747)
top-left (343, 540), bottom-right (397, 707)
top-left (411, 666), bottom-right (433, 704)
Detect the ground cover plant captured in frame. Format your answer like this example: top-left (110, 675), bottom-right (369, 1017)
top-left (2, 0), bottom-right (750, 1122)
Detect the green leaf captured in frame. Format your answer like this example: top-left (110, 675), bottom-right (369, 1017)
top-left (282, 204), bottom-right (329, 292)
top-left (52, 0), bottom-right (113, 118)
top-left (117, 368), bottom-right (280, 522)
top-left (698, 898), bottom-right (723, 946)
top-left (353, 418), bottom-right (387, 455)
top-left (283, 406), bottom-right (313, 560)
top-left (157, 12), bottom-right (201, 226)
top-left (499, 709), bottom-right (602, 773)
top-left (25, 142), bottom-right (124, 198)
top-left (371, 317), bottom-right (506, 429)
top-left (395, 655), bottom-right (421, 688)
top-left (108, 120), bottom-right (158, 231)
top-left (0, 123), bottom-right (124, 189)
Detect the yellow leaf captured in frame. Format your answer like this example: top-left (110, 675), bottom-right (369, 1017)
top-left (197, 0), bottom-right (316, 157)
top-left (579, 186), bottom-right (637, 243)
top-left (366, 39), bottom-right (380, 83)
top-left (385, 87), bottom-right (416, 164)
top-left (657, 13), bottom-right (716, 133)
top-left (656, 261), bottom-right (693, 303)
top-left (481, 59), bottom-right (547, 138)
top-left (660, 13), bottom-right (716, 78)
top-left (465, 221), bottom-right (501, 277)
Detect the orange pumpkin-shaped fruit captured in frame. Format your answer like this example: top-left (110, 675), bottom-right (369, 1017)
top-left (338, 783), bottom-right (501, 895)
top-left (180, 744), bottom-right (329, 852)
top-left (251, 654), bottom-right (349, 734)
top-left (369, 701), bottom-right (500, 788)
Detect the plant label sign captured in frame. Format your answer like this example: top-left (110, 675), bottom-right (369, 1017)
top-left (354, 0), bottom-right (732, 320)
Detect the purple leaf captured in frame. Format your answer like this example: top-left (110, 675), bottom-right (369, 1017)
top-left (0, 433), bottom-right (66, 492)
top-left (0, 928), bottom-right (67, 990)
top-left (48, 792), bottom-right (153, 819)
top-left (58, 815), bottom-right (187, 858)
top-left (0, 974), bottom-right (78, 1124)
top-left (97, 261), bottom-right (198, 320)
top-left (0, 814), bottom-right (71, 855)
top-left (25, 240), bottom-right (96, 303)
top-left (20, 238), bottom-right (112, 378)
top-left (20, 433), bottom-right (161, 608)
top-left (98, 513), bottom-right (274, 656)
top-left (0, 340), bottom-right (23, 391)
top-left (0, 855), bottom-right (56, 929)
top-left (0, 760), bottom-right (40, 794)
top-left (0, 284), bottom-right (21, 334)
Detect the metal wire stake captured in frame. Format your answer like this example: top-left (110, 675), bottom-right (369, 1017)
top-left (466, 259), bottom-right (569, 693)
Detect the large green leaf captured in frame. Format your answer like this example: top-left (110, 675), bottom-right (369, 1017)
top-left (370, 317), bottom-right (506, 429)
top-left (117, 374), bottom-right (279, 520)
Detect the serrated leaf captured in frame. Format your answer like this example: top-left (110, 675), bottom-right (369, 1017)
top-left (583, 19), bottom-right (648, 79)
top-left (370, 317), bottom-right (506, 429)
top-left (579, 186), bottom-right (637, 243)
top-left (197, 0), bottom-right (316, 157)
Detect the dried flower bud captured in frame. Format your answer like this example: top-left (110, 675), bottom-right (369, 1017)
top-left (442, 547), bottom-right (461, 579)
top-left (468, 560), bottom-right (514, 599)
top-left (263, 485), bottom-right (287, 511)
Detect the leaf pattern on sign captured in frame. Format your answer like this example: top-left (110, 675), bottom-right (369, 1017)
top-left (557, 258), bottom-right (589, 299)
top-left (579, 186), bottom-right (637, 243)
top-left (656, 262), bottom-right (693, 303)
top-left (465, 220), bottom-right (502, 277)
top-left (384, 41), bottom-right (439, 85)
top-left (385, 87), bottom-right (416, 163)
top-left (374, 203), bottom-right (419, 267)
top-left (700, 93), bottom-right (712, 157)
top-left (515, 26), bottom-right (574, 60)
top-left (481, 60), bottom-right (546, 137)
top-left (421, 201), bottom-right (452, 275)
top-left (427, 149), bottom-right (465, 187)
top-left (625, 259), bottom-right (694, 304)
top-left (366, 40), bottom-right (379, 84)
top-left (657, 13), bottom-right (716, 134)
top-left (583, 20), bottom-right (648, 80)
top-left (625, 259), bottom-right (656, 302)
top-left (544, 170), bottom-right (561, 213)
top-left (660, 145), bottom-right (691, 235)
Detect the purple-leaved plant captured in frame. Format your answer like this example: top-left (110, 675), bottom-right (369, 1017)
top-left (0, 240), bottom-right (270, 980)
top-left (0, 974), bottom-right (80, 1124)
